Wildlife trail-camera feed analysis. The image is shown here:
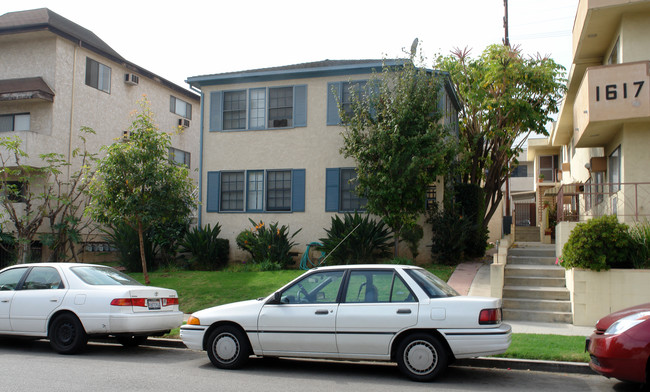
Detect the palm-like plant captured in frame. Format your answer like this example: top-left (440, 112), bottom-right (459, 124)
top-left (180, 223), bottom-right (229, 270)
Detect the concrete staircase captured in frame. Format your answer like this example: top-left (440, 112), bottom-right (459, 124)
top-left (502, 244), bottom-right (573, 323)
top-left (515, 226), bottom-right (541, 242)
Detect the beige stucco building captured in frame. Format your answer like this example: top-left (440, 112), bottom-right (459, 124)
top-left (0, 9), bottom-right (200, 261)
top-left (528, 0), bottom-right (650, 239)
top-left (187, 61), bottom-right (459, 263)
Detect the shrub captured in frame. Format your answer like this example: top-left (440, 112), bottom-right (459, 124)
top-left (629, 221), bottom-right (650, 269)
top-left (103, 222), bottom-right (157, 272)
top-left (236, 219), bottom-right (301, 268)
top-left (180, 223), bottom-right (229, 270)
top-left (454, 183), bottom-right (488, 258)
top-left (428, 205), bottom-right (470, 265)
top-left (318, 212), bottom-right (392, 265)
top-left (401, 224), bottom-right (423, 260)
top-left (561, 215), bottom-right (637, 271)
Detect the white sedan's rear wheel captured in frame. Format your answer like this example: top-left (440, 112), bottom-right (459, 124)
top-left (396, 333), bottom-right (448, 381)
top-left (206, 326), bottom-right (251, 369)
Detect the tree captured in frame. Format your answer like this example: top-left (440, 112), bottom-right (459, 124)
top-left (436, 44), bottom-right (566, 230)
top-left (0, 129), bottom-right (97, 263)
top-left (340, 53), bottom-right (456, 256)
top-left (87, 98), bottom-right (196, 284)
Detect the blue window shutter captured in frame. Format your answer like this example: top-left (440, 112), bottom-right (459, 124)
top-left (206, 171), bottom-right (220, 212)
top-left (294, 85), bottom-right (307, 127)
top-left (326, 82), bottom-right (342, 125)
top-left (209, 91), bottom-right (223, 132)
top-left (325, 168), bottom-right (340, 212)
top-left (291, 169), bottom-right (306, 212)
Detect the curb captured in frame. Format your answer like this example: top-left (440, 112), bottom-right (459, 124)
top-left (144, 338), bottom-right (594, 375)
top-left (455, 357), bottom-right (594, 375)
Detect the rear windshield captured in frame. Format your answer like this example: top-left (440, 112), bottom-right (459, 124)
top-left (405, 268), bottom-right (459, 298)
top-left (71, 266), bottom-right (142, 286)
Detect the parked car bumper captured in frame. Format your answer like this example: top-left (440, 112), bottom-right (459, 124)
top-left (441, 323), bottom-right (512, 358)
top-left (587, 333), bottom-right (647, 384)
top-left (180, 325), bottom-right (208, 350)
top-left (109, 311), bottom-right (183, 334)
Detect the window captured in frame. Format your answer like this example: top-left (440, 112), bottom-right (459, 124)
top-left (249, 88), bottom-right (266, 129)
top-left (607, 37), bottom-right (620, 65)
top-left (405, 268), bottom-right (459, 298)
top-left (511, 165), bottom-right (528, 178)
top-left (207, 169), bottom-right (305, 213)
top-left (220, 172), bottom-right (245, 211)
top-left (325, 168), bottom-right (366, 212)
top-left (71, 266), bottom-right (142, 286)
top-left (426, 185), bottom-right (437, 211)
top-left (609, 146), bottom-right (621, 193)
top-left (279, 270), bottom-right (344, 304)
top-left (1, 181), bottom-right (27, 203)
top-left (209, 86), bottom-right (306, 132)
top-left (170, 96), bottom-right (192, 119)
top-left (85, 57), bottom-right (111, 93)
top-left (223, 91), bottom-right (246, 130)
top-left (22, 267), bottom-right (63, 290)
top-left (340, 81), bottom-right (367, 120)
top-left (267, 170), bottom-right (291, 211)
top-left (340, 168), bottom-right (366, 212)
top-left (327, 80), bottom-right (371, 125)
top-left (268, 87), bottom-right (293, 128)
top-left (0, 267), bottom-right (27, 291)
top-left (343, 270), bottom-right (415, 303)
top-left (0, 113), bottom-right (30, 132)
top-left (539, 155), bottom-right (558, 182)
top-left (247, 171), bottom-right (264, 211)
top-left (169, 147), bottom-right (190, 167)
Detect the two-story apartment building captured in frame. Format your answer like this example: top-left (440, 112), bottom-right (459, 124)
top-left (187, 60), bottom-right (460, 263)
top-left (528, 0), bottom-right (650, 248)
top-left (0, 8), bottom-right (200, 261)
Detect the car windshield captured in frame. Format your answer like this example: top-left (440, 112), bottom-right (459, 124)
top-left (70, 266), bottom-right (142, 286)
top-left (405, 268), bottom-right (459, 298)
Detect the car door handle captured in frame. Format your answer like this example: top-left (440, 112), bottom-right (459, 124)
top-left (1, 299), bottom-right (8, 303)
top-left (397, 309), bottom-right (411, 314)
top-left (315, 310), bottom-right (329, 315)
top-left (50, 299), bottom-right (59, 302)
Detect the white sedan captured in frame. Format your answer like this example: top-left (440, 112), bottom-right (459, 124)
top-left (0, 263), bottom-right (183, 354)
top-left (181, 264), bottom-right (511, 381)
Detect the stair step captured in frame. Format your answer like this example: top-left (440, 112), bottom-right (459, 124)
top-left (505, 264), bottom-right (566, 278)
top-left (507, 256), bottom-right (557, 266)
top-left (503, 298), bottom-right (572, 312)
top-left (503, 286), bottom-right (570, 300)
top-left (504, 276), bottom-right (567, 287)
top-left (509, 248), bottom-right (556, 258)
top-left (503, 309), bottom-right (573, 323)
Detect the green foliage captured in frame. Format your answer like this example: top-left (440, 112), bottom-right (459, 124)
top-left (428, 203), bottom-right (470, 265)
top-left (180, 224), bottom-right (229, 270)
top-left (629, 221), bottom-right (650, 269)
top-left (235, 219), bottom-right (301, 269)
top-left (454, 183), bottom-right (488, 257)
top-left (387, 257), bottom-right (415, 266)
top-left (103, 222), bottom-right (157, 272)
top-left (561, 215), bottom-right (636, 271)
top-left (339, 49), bottom-right (456, 255)
top-left (87, 98), bottom-right (196, 282)
top-left (318, 212), bottom-right (392, 265)
top-left (400, 224), bottom-right (423, 260)
top-left (436, 44), bottom-right (566, 230)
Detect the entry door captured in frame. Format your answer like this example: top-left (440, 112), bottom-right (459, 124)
top-left (257, 270), bottom-right (344, 356)
top-left (10, 266), bottom-right (66, 333)
top-left (0, 267), bottom-right (28, 332)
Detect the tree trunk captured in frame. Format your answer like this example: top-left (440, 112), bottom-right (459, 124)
top-left (137, 219), bottom-right (150, 285)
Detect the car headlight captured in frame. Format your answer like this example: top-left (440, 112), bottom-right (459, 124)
top-left (605, 311), bottom-right (650, 335)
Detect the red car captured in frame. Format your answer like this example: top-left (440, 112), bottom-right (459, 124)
top-left (587, 303), bottom-right (650, 384)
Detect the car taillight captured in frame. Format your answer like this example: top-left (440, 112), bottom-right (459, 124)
top-left (479, 308), bottom-right (501, 325)
top-left (111, 298), bottom-right (147, 307)
top-left (163, 298), bottom-right (179, 306)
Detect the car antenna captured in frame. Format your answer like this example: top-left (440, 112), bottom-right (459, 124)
top-left (318, 223), bottom-right (361, 265)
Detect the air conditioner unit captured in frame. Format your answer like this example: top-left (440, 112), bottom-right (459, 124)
top-left (124, 73), bottom-right (139, 86)
top-left (178, 118), bottom-right (190, 128)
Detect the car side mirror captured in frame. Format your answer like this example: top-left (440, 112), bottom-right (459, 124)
top-left (267, 292), bottom-right (282, 304)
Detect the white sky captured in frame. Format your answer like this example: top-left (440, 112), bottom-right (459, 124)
top-left (3, 0), bottom-right (579, 90)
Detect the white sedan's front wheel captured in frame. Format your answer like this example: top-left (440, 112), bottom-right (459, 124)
top-left (396, 333), bottom-right (448, 381)
top-left (206, 326), bottom-right (251, 369)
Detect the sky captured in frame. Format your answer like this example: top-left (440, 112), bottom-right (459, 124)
top-left (2, 0), bottom-right (579, 90)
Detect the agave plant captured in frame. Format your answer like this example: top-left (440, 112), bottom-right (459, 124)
top-left (318, 212), bottom-right (392, 265)
top-left (236, 219), bottom-right (301, 268)
top-left (180, 223), bottom-right (229, 270)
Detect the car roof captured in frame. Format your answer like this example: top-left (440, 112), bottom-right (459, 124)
top-left (311, 264), bottom-right (422, 271)
top-left (2, 262), bottom-right (108, 270)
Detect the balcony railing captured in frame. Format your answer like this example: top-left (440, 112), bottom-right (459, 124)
top-left (556, 182), bottom-right (650, 223)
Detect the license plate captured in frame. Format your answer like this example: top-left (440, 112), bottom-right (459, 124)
top-left (148, 299), bottom-right (161, 310)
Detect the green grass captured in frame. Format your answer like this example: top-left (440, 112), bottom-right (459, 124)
top-left (495, 333), bottom-right (590, 363)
